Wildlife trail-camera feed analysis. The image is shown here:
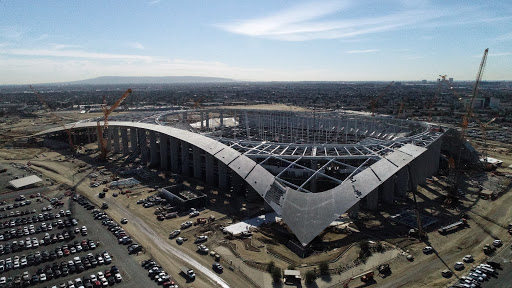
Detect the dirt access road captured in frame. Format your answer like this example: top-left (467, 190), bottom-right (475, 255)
top-left (372, 184), bottom-right (512, 287)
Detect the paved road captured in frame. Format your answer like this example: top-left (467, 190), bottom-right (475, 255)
top-left (482, 241), bottom-right (512, 288)
top-left (108, 198), bottom-right (231, 288)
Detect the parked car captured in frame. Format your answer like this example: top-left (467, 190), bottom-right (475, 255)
top-left (422, 246), bottom-right (433, 254)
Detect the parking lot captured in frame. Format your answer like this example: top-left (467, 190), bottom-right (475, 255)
top-left (0, 187), bottom-right (160, 288)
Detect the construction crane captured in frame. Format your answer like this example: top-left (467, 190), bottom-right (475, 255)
top-left (102, 89), bottom-right (132, 130)
top-left (449, 48), bottom-right (489, 191)
top-left (98, 89), bottom-right (132, 161)
top-left (370, 81), bottom-right (394, 116)
top-left (30, 85), bottom-right (76, 151)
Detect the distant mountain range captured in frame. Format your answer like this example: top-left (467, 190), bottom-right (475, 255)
top-left (61, 76), bottom-right (235, 85)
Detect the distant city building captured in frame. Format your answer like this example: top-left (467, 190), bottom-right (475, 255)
top-left (465, 96), bottom-right (500, 109)
top-left (449, 77), bottom-right (454, 83)
top-left (421, 80), bottom-right (427, 84)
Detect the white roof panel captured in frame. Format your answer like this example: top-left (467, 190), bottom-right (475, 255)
top-left (9, 175), bottom-right (42, 189)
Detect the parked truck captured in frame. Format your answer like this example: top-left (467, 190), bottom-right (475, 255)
top-left (180, 266), bottom-right (195, 280)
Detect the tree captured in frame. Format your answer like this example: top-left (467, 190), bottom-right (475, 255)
top-left (319, 262), bottom-right (329, 275)
top-left (376, 242), bottom-right (384, 253)
top-left (267, 261), bottom-right (276, 273)
top-left (287, 264), bottom-right (296, 270)
top-left (271, 267), bottom-right (282, 283)
top-left (305, 270), bottom-right (317, 284)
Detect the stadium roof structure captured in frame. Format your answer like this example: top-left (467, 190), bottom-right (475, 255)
top-left (35, 109), bottom-right (445, 245)
top-left (9, 175), bottom-right (42, 189)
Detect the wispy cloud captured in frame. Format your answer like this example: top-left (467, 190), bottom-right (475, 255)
top-left (52, 44), bottom-right (81, 50)
top-left (488, 52), bottom-right (512, 57)
top-left (0, 48), bottom-right (154, 61)
top-left (403, 55), bottom-right (424, 60)
top-left (129, 42), bottom-right (145, 50)
top-left (148, 0), bottom-right (160, 5)
top-left (494, 32), bottom-right (512, 42)
top-left (346, 49), bottom-right (379, 54)
top-left (216, 1), bottom-right (508, 41)
top-left (0, 26), bottom-right (24, 40)
top-left (216, 1), bottom-right (354, 41)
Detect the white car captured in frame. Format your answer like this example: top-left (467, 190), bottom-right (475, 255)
top-left (40, 273), bottom-right (47, 281)
top-left (492, 239), bottom-right (502, 247)
top-left (463, 255), bottom-right (473, 263)
top-left (422, 246), bottom-right (433, 254)
top-left (0, 277), bottom-right (6, 284)
top-left (454, 262), bottom-right (465, 270)
top-left (115, 273), bottom-right (122, 282)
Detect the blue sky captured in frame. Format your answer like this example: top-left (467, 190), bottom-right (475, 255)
top-left (0, 0), bottom-right (511, 84)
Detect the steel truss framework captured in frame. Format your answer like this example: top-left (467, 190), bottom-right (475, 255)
top-left (35, 109), bottom-right (444, 245)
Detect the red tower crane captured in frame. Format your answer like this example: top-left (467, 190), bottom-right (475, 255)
top-left (98, 89), bottom-right (132, 160)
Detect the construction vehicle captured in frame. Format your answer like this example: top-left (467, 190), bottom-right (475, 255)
top-left (342, 270), bottom-right (374, 287)
top-left (180, 266), bottom-right (195, 280)
top-left (483, 244), bottom-right (495, 255)
top-left (438, 218), bottom-right (467, 234)
top-left (378, 264), bottom-right (391, 276)
top-left (30, 85), bottom-right (76, 151)
top-left (98, 89), bottom-right (132, 161)
top-left (196, 218), bottom-right (208, 225)
top-left (370, 81), bottom-right (394, 116)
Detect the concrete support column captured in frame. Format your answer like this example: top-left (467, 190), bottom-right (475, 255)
top-left (193, 146), bottom-right (202, 179)
top-left (381, 178), bottom-right (394, 204)
top-left (159, 134), bottom-right (169, 170)
top-left (246, 188), bottom-right (260, 202)
top-left (205, 113), bottom-right (210, 130)
top-left (244, 111), bottom-right (250, 137)
top-left (139, 129), bottom-right (148, 165)
top-left (121, 128), bottom-right (129, 155)
top-left (87, 129), bottom-right (92, 144)
top-left (113, 127), bottom-right (120, 153)
top-left (365, 188), bottom-right (379, 210)
top-left (182, 112), bottom-right (187, 123)
top-left (106, 129), bottom-right (113, 152)
top-left (200, 112), bottom-right (204, 130)
top-left (181, 141), bottom-right (190, 177)
top-left (218, 163), bottom-right (228, 192)
top-left (73, 133), bottom-right (77, 148)
top-left (170, 137), bottom-right (179, 173)
top-left (205, 154), bottom-right (215, 187)
top-left (130, 128), bottom-right (138, 153)
top-left (232, 175), bottom-right (244, 197)
top-left (149, 131), bottom-right (158, 166)
top-left (395, 168), bottom-right (409, 198)
top-left (219, 111), bottom-right (224, 131)
top-left (347, 203), bottom-right (359, 219)
top-left (310, 160), bottom-right (317, 193)
top-left (96, 128), bottom-right (102, 151)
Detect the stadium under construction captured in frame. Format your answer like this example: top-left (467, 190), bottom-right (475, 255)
top-left (35, 108), bottom-right (445, 246)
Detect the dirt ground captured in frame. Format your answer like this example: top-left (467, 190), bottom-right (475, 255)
top-left (2, 110), bottom-right (512, 288)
